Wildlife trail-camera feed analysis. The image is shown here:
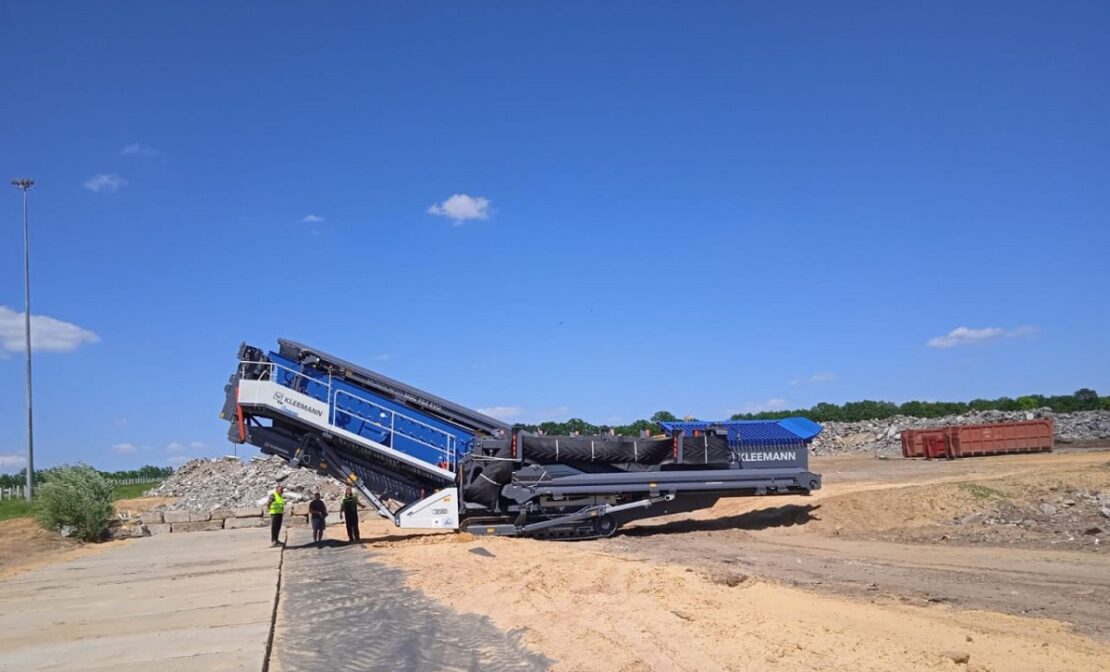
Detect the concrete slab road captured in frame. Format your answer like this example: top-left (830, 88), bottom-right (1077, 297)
top-left (0, 528), bottom-right (282, 671)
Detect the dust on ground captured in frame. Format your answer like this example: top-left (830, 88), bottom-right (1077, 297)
top-left (362, 448), bottom-right (1110, 672)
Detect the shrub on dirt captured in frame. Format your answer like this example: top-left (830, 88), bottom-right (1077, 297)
top-left (34, 464), bottom-right (114, 541)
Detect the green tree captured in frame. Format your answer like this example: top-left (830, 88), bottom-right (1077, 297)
top-left (1075, 388), bottom-right (1099, 410)
top-left (34, 465), bottom-right (114, 542)
top-left (650, 411), bottom-right (678, 423)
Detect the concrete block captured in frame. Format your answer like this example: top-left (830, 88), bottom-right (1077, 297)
top-left (233, 507), bottom-right (264, 518)
top-left (291, 502), bottom-right (310, 516)
top-left (285, 515), bottom-right (308, 527)
top-left (210, 508), bottom-right (235, 521)
top-left (188, 510), bottom-right (212, 522)
top-left (163, 510), bottom-right (191, 524)
top-left (146, 523), bottom-right (172, 535)
top-left (324, 513), bottom-right (342, 526)
top-left (170, 520), bottom-right (224, 533)
top-left (142, 511), bottom-right (164, 524)
top-left (108, 525), bottom-right (145, 540)
top-left (224, 517), bottom-right (266, 530)
top-left (325, 500), bottom-right (342, 513)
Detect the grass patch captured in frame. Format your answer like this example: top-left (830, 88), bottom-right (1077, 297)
top-left (0, 481), bottom-right (159, 524)
top-left (111, 482), bottom-right (158, 501)
top-left (0, 499), bottom-right (35, 522)
top-left (958, 482), bottom-right (1004, 500)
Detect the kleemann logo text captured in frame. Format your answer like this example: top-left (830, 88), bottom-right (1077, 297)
top-left (739, 451), bottom-right (798, 462)
top-left (273, 391), bottom-right (325, 417)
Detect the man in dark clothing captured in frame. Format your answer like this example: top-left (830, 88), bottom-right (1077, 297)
top-left (339, 486), bottom-right (360, 542)
top-left (308, 492), bottom-right (327, 545)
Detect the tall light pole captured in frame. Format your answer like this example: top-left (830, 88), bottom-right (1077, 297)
top-left (11, 178), bottom-right (34, 499)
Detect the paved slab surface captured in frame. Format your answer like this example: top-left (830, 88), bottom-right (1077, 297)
top-left (0, 528), bottom-right (282, 671)
top-left (271, 530), bottom-right (550, 672)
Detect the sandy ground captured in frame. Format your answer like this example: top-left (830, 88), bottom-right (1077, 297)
top-left (0, 495), bottom-right (171, 579)
top-left (359, 448), bottom-right (1110, 672)
top-left (3, 452), bottom-right (1108, 670)
top-left (0, 518), bottom-right (114, 580)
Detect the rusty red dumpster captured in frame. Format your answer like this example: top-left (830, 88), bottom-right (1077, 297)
top-left (943, 419), bottom-right (1054, 458)
top-left (901, 429), bottom-right (946, 458)
top-left (922, 434), bottom-right (949, 459)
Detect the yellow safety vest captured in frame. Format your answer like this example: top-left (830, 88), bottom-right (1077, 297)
top-left (269, 492), bottom-right (285, 515)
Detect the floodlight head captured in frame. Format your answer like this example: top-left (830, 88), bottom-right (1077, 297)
top-left (11, 178), bottom-right (35, 190)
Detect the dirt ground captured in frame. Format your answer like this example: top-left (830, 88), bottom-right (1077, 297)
top-left (362, 448), bottom-right (1110, 672)
top-left (0, 495), bottom-right (170, 579)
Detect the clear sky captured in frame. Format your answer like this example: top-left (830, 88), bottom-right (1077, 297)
top-left (1, 2), bottom-right (1107, 471)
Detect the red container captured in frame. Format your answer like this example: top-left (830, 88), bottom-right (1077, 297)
top-left (943, 419), bottom-right (1054, 458)
top-left (901, 429), bottom-right (946, 458)
top-left (923, 434), bottom-right (949, 459)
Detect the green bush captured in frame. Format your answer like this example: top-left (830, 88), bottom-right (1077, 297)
top-left (34, 465), bottom-right (114, 542)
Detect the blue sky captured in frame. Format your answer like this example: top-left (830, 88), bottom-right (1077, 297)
top-left (1, 2), bottom-right (1107, 471)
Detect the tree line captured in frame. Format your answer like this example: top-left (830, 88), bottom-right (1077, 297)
top-left (512, 389), bottom-right (1104, 436)
top-left (0, 464), bottom-right (173, 489)
top-left (728, 388), bottom-right (1104, 423)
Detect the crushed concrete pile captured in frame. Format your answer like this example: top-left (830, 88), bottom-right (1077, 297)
top-left (146, 455), bottom-right (347, 511)
top-left (947, 487), bottom-right (1109, 551)
top-left (811, 409), bottom-right (1110, 457)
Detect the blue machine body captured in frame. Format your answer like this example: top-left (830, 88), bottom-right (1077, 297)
top-left (659, 417), bottom-right (822, 446)
top-left (660, 417), bottom-right (822, 469)
top-left (267, 351), bottom-right (477, 468)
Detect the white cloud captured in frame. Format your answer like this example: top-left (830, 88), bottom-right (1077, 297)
top-left (808, 372), bottom-right (838, 383)
top-left (120, 143), bottom-right (159, 157)
top-left (112, 443), bottom-right (138, 454)
top-left (927, 325), bottom-right (1039, 349)
top-left (1008, 325), bottom-right (1040, 339)
top-left (427, 194), bottom-right (491, 223)
top-left (0, 306), bottom-right (100, 354)
top-left (167, 441), bottom-right (206, 453)
top-left (114, 417), bottom-right (128, 428)
top-left (0, 454), bottom-right (28, 472)
top-left (83, 173), bottom-right (128, 193)
top-left (301, 214), bottom-right (325, 223)
top-left (734, 398), bottom-right (789, 414)
top-left (371, 353), bottom-right (394, 362)
top-left (478, 406), bottom-right (525, 420)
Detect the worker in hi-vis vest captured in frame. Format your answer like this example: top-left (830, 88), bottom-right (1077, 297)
top-left (257, 485), bottom-right (303, 546)
top-left (266, 485), bottom-right (285, 546)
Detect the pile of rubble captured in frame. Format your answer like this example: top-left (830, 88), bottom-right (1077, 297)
top-left (810, 409), bottom-right (1110, 457)
top-left (146, 455), bottom-right (347, 511)
top-left (945, 487), bottom-right (1110, 551)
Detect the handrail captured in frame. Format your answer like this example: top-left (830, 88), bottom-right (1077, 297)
top-left (238, 360), bottom-right (332, 402)
top-left (238, 360), bottom-right (458, 468)
top-left (333, 388), bottom-right (456, 465)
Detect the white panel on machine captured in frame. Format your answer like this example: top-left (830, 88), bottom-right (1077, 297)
top-left (238, 379), bottom-right (331, 423)
top-left (398, 488), bottom-right (459, 530)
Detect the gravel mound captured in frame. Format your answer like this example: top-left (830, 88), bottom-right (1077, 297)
top-left (147, 455), bottom-right (346, 511)
top-left (812, 409), bottom-right (1110, 457)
